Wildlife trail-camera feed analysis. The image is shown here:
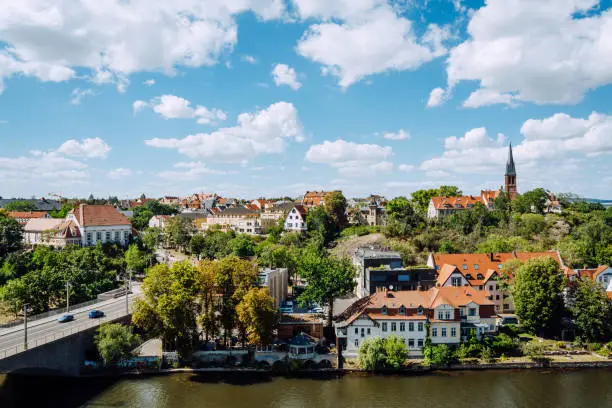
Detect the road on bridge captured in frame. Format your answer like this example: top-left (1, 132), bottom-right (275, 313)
top-left (0, 288), bottom-right (140, 359)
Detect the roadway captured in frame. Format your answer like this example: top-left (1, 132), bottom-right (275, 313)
top-left (0, 289), bottom-right (140, 359)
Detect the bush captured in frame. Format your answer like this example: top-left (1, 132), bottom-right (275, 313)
top-left (358, 336), bottom-right (408, 371)
top-left (587, 343), bottom-right (602, 352)
top-left (521, 341), bottom-right (545, 359)
top-left (480, 347), bottom-right (495, 363)
top-left (423, 344), bottom-right (453, 367)
top-left (492, 333), bottom-right (520, 356)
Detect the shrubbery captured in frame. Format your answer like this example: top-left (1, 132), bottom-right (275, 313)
top-left (358, 336), bottom-right (408, 370)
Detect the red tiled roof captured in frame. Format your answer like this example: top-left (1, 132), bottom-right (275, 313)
top-left (7, 211), bottom-right (48, 219)
top-left (293, 204), bottom-right (307, 217)
top-left (431, 195), bottom-right (485, 210)
top-left (71, 204), bottom-right (130, 227)
top-left (578, 265), bottom-right (610, 281)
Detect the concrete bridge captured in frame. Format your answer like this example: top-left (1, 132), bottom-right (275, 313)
top-left (0, 294), bottom-right (137, 376)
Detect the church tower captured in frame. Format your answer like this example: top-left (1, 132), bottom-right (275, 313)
top-left (504, 143), bottom-right (517, 198)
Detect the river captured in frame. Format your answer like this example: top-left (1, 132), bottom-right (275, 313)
top-left (1, 369), bottom-right (611, 408)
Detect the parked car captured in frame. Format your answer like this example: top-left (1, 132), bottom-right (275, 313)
top-left (58, 314), bottom-right (74, 323)
top-left (88, 310), bottom-right (105, 319)
top-left (497, 314), bottom-right (519, 327)
top-left (279, 300), bottom-right (294, 314)
top-left (309, 306), bottom-right (324, 314)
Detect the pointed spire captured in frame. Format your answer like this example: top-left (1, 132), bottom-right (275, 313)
top-left (506, 142), bottom-right (516, 176)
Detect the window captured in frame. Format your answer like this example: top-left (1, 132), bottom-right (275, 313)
top-left (479, 285), bottom-right (483, 290)
top-left (498, 264), bottom-right (503, 269)
top-left (418, 322), bottom-right (424, 332)
top-left (367, 328), bottom-right (371, 335)
top-left (451, 327), bottom-right (457, 337)
top-left (96, 232), bottom-right (102, 241)
top-left (462, 264), bottom-right (468, 270)
top-left (382, 323), bottom-right (388, 332)
top-left (408, 322), bottom-right (414, 331)
top-left (489, 285), bottom-right (494, 291)
top-left (123, 231), bottom-right (128, 241)
top-left (496, 295), bottom-right (500, 300)
top-left (114, 231), bottom-right (119, 241)
top-left (437, 311), bottom-right (443, 319)
top-left (460, 307), bottom-right (466, 317)
top-left (399, 306), bottom-right (406, 315)
top-left (417, 339), bottom-right (424, 347)
top-left (361, 328), bottom-right (365, 338)
top-left (477, 274), bottom-right (484, 280)
top-left (432, 328), bottom-right (438, 337)
top-left (441, 328), bottom-right (447, 337)
top-left (469, 308), bottom-right (477, 316)
top-left (381, 306), bottom-right (388, 315)
top-left (105, 231), bottom-right (111, 241)
top-left (503, 304), bottom-right (509, 310)
top-left (355, 328), bottom-right (358, 334)
top-left (466, 274), bottom-right (473, 280)
top-left (495, 305), bottom-right (500, 311)
top-left (87, 232), bottom-right (92, 243)
top-left (445, 311), bottom-right (451, 320)
top-left (451, 277), bottom-right (462, 287)
top-left (408, 339), bottom-right (415, 348)
top-left (474, 264), bottom-right (479, 270)
top-left (354, 339), bottom-right (359, 347)
top-left (391, 323), bottom-right (397, 331)
top-left (288, 223), bottom-right (293, 228)
top-left (400, 322), bottom-right (405, 331)
top-left (417, 306), bottom-right (423, 315)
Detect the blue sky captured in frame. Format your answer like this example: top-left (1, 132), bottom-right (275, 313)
top-left (1, 0), bottom-right (611, 200)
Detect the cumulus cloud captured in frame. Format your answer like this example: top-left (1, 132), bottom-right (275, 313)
top-left (463, 89), bottom-right (516, 108)
top-left (398, 164), bottom-right (415, 172)
top-left (383, 129), bottom-right (411, 141)
top-left (145, 101), bottom-right (303, 162)
top-left (143, 79), bottom-right (155, 86)
top-left (134, 95), bottom-right (227, 125)
top-left (305, 139), bottom-right (393, 177)
top-left (447, 0), bottom-right (612, 106)
top-left (70, 88), bottom-right (95, 105)
top-left (55, 137), bottom-right (111, 158)
top-left (108, 168), bottom-right (133, 179)
top-left (0, 1), bottom-right (286, 93)
top-left (296, 5), bottom-right (447, 88)
top-left (272, 64), bottom-right (302, 90)
top-left (427, 87), bottom-right (447, 108)
top-left (242, 55), bottom-right (257, 64)
top-left (158, 162), bottom-right (227, 181)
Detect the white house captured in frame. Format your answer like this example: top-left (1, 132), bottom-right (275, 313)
top-left (148, 215), bottom-right (172, 229)
top-left (67, 204), bottom-right (132, 247)
top-left (23, 218), bottom-right (81, 247)
top-left (335, 286), bottom-right (496, 356)
top-left (284, 205), bottom-right (307, 233)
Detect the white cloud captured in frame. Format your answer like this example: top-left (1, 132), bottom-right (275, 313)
top-left (427, 87), bottom-right (447, 108)
top-left (158, 162), bottom-right (227, 181)
top-left (143, 79), bottom-right (155, 86)
top-left (70, 88), bottom-right (95, 105)
top-left (272, 64), bottom-right (302, 90)
top-left (292, 0), bottom-right (381, 20)
top-left (55, 137), bottom-right (111, 158)
top-left (242, 55), bottom-right (257, 64)
top-left (305, 139), bottom-right (393, 177)
top-left (0, 1), bottom-right (286, 93)
top-left (108, 168), bottom-right (133, 179)
top-left (296, 5), bottom-right (444, 88)
top-left (134, 95), bottom-right (227, 125)
top-left (447, 0), bottom-right (612, 106)
top-left (398, 164), bottom-right (415, 172)
top-left (463, 88), bottom-right (515, 108)
top-left (383, 129), bottom-right (411, 141)
top-left (146, 101), bottom-right (303, 162)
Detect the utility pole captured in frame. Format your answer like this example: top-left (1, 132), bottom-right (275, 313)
top-left (23, 303), bottom-right (29, 350)
top-left (125, 270), bottom-right (131, 315)
top-left (66, 281), bottom-right (71, 313)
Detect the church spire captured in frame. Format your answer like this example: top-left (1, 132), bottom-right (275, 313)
top-left (506, 143), bottom-right (516, 176)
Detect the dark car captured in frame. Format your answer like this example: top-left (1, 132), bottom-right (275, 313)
top-left (58, 314), bottom-right (74, 323)
top-left (88, 310), bottom-right (105, 319)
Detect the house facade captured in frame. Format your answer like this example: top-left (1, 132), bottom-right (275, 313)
top-left (7, 211), bottom-right (50, 225)
top-left (335, 286), bottom-right (496, 356)
top-left (258, 268), bottom-right (289, 307)
top-left (23, 219), bottom-right (81, 247)
top-left (204, 206), bottom-right (264, 235)
top-left (67, 204), bottom-right (132, 246)
top-left (427, 190), bottom-right (501, 219)
top-left (577, 265), bottom-right (612, 290)
top-left (301, 190), bottom-right (339, 208)
top-left (148, 215), bottom-right (172, 229)
top-left (284, 205), bottom-right (307, 233)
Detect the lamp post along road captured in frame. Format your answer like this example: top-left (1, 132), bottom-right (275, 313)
top-left (125, 270), bottom-right (132, 315)
top-left (66, 281), bottom-right (71, 313)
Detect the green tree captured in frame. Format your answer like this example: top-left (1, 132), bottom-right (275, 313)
top-left (385, 197), bottom-right (422, 237)
top-left (520, 214), bottom-right (547, 236)
top-left (0, 215), bottom-right (23, 258)
top-left (188, 234), bottom-right (206, 258)
top-left (125, 244), bottom-right (147, 275)
top-left (94, 323), bottom-right (141, 365)
top-left (382, 335), bottom-right (409, 369)
top-left (512, 258), bottom-right (565, 337)
top-left (324, 191), bottom-right (348, 231)
top-left (306, 206), bottom-right (334, 245)
top-left (230, 234), bottom-right (256, 258)
top-left (0, 251), bottom-right (30, 284)
top-left (164, 216), bottom-right (194, 251)
top-left (297, 250), bottom-right (356, 325)
top-left (141, 227), bottom-right (164, 251)
top-left (569, 278), bottom-right (612, 342)
top-left (3, 201), bottom-right (37, 212)
top-left (423, 344), bottom-right (453, 366)
top-left (49, 203), bottom-right (75, 218)
top-left (410, 186), bottom-right (462, 215)
top-left (357, 336), bottom-right (409, 370)
top-left (511, 188), bottom-right (548, 214)
top-left (236, 287), bottom-right (278, 345)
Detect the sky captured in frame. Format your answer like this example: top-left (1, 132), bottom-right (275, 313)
top-left (1, 0), bottom-right (612, 200)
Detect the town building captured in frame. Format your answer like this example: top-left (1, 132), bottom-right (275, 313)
top-left (159, 196), bottom-right (179, 205)
top-left (301, 191), bottom-right (339, 208)
top-left (278, 315), bottom-right (324, 341)
top-left (576, 265), bottom-right (612, 290)
top-left (148, 215), bottom-right (172, 229)
top-left (7, 211), bottom-right (50, 225)
top-left (67, 204), bottom-right (132, 246)
top-left (258, 268), bottom-right (289, 307)
top-left (335, 286), bottom-right (496, 356)
top-left (284, 205), bottom-right (307, 233)
top-left (23, 218), bottom-right (81, 247)
top-left (203, 206), bottom-right (264, 234)
top-left (504, 142), bottom-right (518, 199)
top-left (427, 251), bottom-right (568, 313)
top-left (353, 248), bottom-right (436, 298)
top-left (0, 197), bottom-right (61, 212)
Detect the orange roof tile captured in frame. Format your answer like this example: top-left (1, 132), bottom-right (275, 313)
top-left (71, 204), bottom-right (130, 227)
top-left (7, 211), bottom-right (48, 219)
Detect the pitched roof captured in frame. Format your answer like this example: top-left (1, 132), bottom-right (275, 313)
top-left (430, 286), bottom-right (494, 308)
top-left (293, 204), bottom-right (307, 217)
top-left (506, 143), bottom-right (516, 176)
top-left (24, 218), bottom-right (65, 232)
top-left (430, 195), bottom-right (485, 210)
top-left (577, 265), bottom-right (611, 281)
top-left (7, 211), bottom-right (48, 219)
top-left (71, 204), bottom-right (130, 227)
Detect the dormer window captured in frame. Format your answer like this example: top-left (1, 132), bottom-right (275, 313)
top-left (417, 306), bottom-right (423, 315)
top-left (399, 306), bottom-right (406, 315)
top-left (462, 264), bottom-right (468, 270)
top-left (473, 264), bottom-right (479, 270)
top-left (498, 264), bottom-right (503, 269)
top-left (477, 274), bottom-right (484, 280)
top-left (381, 306), bottom-right (388, 315)
top-left (465, 274), bottom-right (473, 280)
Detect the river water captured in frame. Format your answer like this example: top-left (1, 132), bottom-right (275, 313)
top-left (1, 369), bottom-right (611, 408)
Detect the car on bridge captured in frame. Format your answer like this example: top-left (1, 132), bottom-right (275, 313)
top-left (58, 314), bottom-right (74, 323)
top-left (88, 310), bottom-right (105, 319)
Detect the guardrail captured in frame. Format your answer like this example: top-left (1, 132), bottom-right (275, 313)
top-left (0, 298), bottom-right (104, 330)
top-left (0, 304), bottom-right (133, 360)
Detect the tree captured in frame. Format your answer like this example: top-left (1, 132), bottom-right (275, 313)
top-left (423, 344), bottom-right (453, 366)
top-left (49, 203), bottom-right (75, 219)
top-left (511, 188), bottom-right (548, 214)
top-left (512, 258), bottom-right (565, 337)
top-left (125, 244), bottom-right (147, 275)
top-left (410, 186), bottom-right (462, 215)
top-left (3, 201), bottom-right (37, 212)
top-left (383, 335), bottom-right (409, 369)
top-left (141, 227), bottom-right (164, 251)
top-left (257, 244), bottom-right (298, 282)
top-left (385, 197), bottom-right (422, 237)
top-left (569, 278), bottom-right (612, 342)
top-left (297, 250), bottom-right (356, 326)
top-left (324, 191), bottom-right (348, 231)
top-left (306, 206), bottom-right (334, 245)
top-left (189, 234), bottom-right (206, 258)
top-left (94, 323), bottom-right (141, 365)
top-left (230, 234), bottom-right (256, 258)
top-left (358, 337), bottom-right (387, 371)
top-left (164, 216), bottom-right (194, 251)
top-left (0, 215), bottom-right (23, 258)
top-left (132, 261), bottom-right (201, 357)
top-left (236, 287), bottom-right (278, 345)
top-left (0, 251), bottom-right (30, 284)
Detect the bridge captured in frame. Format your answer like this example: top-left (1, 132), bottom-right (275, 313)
top-left (0, 289), bottom-right (139, 376)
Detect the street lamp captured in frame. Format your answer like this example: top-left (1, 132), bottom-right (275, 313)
top-left (125, 269), bottom-right (132, 315)
top-left (66, 281), bottom-right (72, 313)
top-left (23, 303), bottom-right (30, 350)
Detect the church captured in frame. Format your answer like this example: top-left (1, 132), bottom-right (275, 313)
top-left (427, 145), bottom-right (517, 219)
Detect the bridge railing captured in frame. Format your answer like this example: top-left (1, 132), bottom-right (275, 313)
top-left (0, 306), bottom-right (132, 360)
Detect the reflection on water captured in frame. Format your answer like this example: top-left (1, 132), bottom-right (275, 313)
top-left (1, 369), bottom-right (611, 408)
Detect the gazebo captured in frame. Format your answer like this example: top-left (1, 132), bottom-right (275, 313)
top-left (288, 333), bottom-right (317, 360)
